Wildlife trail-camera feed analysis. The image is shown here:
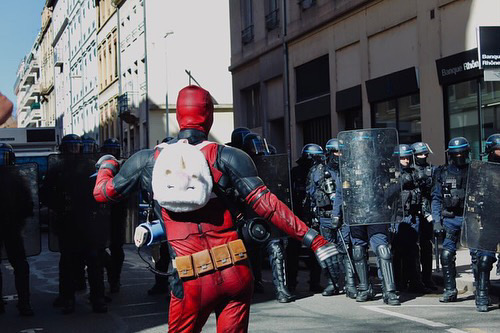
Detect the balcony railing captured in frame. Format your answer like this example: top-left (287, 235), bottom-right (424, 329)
top-left (241, 25), bottom-right (254, 45)
top-left (265, 9), bottom-right (280, 31)
top-left (118, 91), bottom-right (139, 124)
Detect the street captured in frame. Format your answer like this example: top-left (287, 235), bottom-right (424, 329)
top-left (2, 235), bottom-right (500, 333)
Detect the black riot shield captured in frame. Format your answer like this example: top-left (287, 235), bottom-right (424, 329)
top-left (0, 163), bottom-right (41, 258)
top-left (252, 154), bottom-right (292, 238)
top-left (461, 160), bottom-right (500, 253)
top-left (338, 128), bottom-right (401, 226)
top-left (253, 154), bottom-right (292, 208)
top-left (42, 153), bottom-right (110, 252)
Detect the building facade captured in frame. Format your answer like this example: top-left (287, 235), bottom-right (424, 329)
top-left (39, 5), bottom-right (57, 128)
top-left (229, 0), bottom-right (500, 164)
top-left (14, 42), bottom-right (42, 128)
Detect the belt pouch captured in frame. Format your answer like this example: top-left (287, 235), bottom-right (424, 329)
top-left (228, 239), bottom-right (248, 263)
top-left (192, 249), bottom-right (215, 276)
top-left (211, 244), bottom-right (233, 269)
top-left (175, 255), bottom-right (195, 279)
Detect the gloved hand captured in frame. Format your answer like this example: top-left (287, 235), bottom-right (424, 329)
top-left (134, 225), bottom-right (150, 248)
top-left (331, 216), bottom-right (342, 229)
top-left (433, 220), bottom-right (444, 234)
top-left (304, 229), bottom-right (341, 283)
top-left (95, 154), bottom-right (120, 175)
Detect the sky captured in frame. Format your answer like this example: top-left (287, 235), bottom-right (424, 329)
top-left (0, 0), bottom-right (45, 116)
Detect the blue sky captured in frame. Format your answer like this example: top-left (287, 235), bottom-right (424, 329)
top-left (0, 0), bottom-right (45, 116)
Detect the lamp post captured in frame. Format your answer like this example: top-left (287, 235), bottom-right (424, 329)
top-left (164, 31), bottom-right (174, 137)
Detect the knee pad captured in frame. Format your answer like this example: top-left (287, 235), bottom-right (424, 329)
top-left (352, 245), bottom-right (366, 261)
top-left (478, 255), bottom-right (496, 271)
top-left (441, 249), bottom-right (455, 265)
top-left (376, 244), bottom-right (391, 260)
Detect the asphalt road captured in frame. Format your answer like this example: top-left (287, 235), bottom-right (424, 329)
top-left (2, 236), bottom-right (500, 333)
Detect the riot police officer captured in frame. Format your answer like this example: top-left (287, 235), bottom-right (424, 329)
top-left (411, 142), bottom-right (438, 290)
top-left (333, 140), bottom-right (401, 306)
top-left (469, 133), bottom-right (500, 312)
top-left (432, 137), bottom-right (474, 303)
top-left (288, 144), bottom-right (323, 293)
top-left (41, 134), bottom-right (108, 314)
top-left (327, 139), bottom-right (358, 299)
top-left (242, 133), bottom-right (296, 303)
top-left (82, 136), bottom-right (98, 154)
top-left (392, 144), bottom-right (429, 293)
top-left (0, 144), bottom-right (34, 316)
top-left (308, 140), bottom-right (343, 296)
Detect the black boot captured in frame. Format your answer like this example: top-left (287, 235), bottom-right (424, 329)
top-left (475, 255), bottom-right (495, 312)
top-left (376, 245), bottom-right (400, 306)
top-left (322, 278), bottom-right (340, 296)
top-left (268, 241), bottom-right (296, 303)
top-left (91, 297), bottom-right (108, 314)
top-left (61, 298), bottom-right (75, 315)
top-left (352, 245), bottom-right (373, 302)
top-left (439, 249), bottom-right (458, 302)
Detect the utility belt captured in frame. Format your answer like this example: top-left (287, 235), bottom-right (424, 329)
top-left (173, 239), bottom-right (248, 280)
top-left (442, 208), bottom-right (464, 218)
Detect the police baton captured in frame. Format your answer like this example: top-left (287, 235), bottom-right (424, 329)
top-left (337, 228), bottom-right (360, 284)
top-left (434, 231), bottom-right (441, 272)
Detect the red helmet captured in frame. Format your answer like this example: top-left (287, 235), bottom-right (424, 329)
top-left (176, 85), bottom-right (214, 134)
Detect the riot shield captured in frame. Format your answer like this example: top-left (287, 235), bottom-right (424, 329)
top-left (461, 160), bottom-right (500, 253)
top-left (42, 153), bottom-right (110, 252)
top-left (338, 128), bottom-right (401, 226)
top-left (0, 163), bottom-right (41, 258)
top-left (253, 154), bottom-right (292, 208)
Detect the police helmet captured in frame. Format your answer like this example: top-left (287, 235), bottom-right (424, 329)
top-left (230, 127), bottom-right (251, 149)
top-left (242, 132), bottom-right (270, 156)
top-left (395, 144), bottom-right (414, 157)
top-left (301, 143), bottom-right (324, 160)
top-left (0, 143), bottom-right (15, 166)
top-left (447, 137), bottom-right (470, 166)
top-left (447, 137), bottom-right (470, 154)
top-left (59, 134), bottom-right (83, 154)
top-left (325, 138), bottom-right (339, 155)
top-left (485, 134), bottom-right (500, 153)
top-left (82, 135), bottom-right (98, 154)
top-left (101, 138), bottom-right (121, 158)
top-left (411, 142), bottom-right (431, 166)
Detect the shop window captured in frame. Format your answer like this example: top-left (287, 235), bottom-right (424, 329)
top-left (372, 93), bottom-right (421, 144)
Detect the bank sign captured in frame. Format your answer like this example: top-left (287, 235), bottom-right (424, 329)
top-left (478, 26), bottom-right (500, 69)
top-left (436, 49), bottom-right (481, 86)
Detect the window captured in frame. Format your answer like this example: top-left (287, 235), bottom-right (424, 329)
top-left (243, 85), bottom-right (261, 129)
top-left (241, 0), bottom-right (253, 44)
top-left (265, 0), bottom-right (279, 31)
top-left (372, 93), bottom-right (421, 144)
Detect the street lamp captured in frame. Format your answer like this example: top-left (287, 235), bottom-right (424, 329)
top-left (164, 31), bottom-right (174, 137)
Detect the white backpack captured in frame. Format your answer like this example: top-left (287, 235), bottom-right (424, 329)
top-left (152, 140), bottom-right (214, 213)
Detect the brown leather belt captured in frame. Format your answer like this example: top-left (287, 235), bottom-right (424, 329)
top-left (173, 239), bottom-right (248, 279)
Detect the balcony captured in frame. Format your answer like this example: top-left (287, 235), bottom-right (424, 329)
top-left (241, 25), bottom-right (254, 45)
top-left (54, 50), bottom-right (63, 68)
top-left (265, 9), bottom-right (280, 31)
top-left (118, 91), bottom-right (139, 124)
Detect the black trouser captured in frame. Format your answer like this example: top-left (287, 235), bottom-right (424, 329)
top-left (419, 218), bottom-right (433, 282)
top-left (0, 231), bottom-right (30, 305)
top-left (59, 237), bottom-right (105, 303)
top-left (105, 218), bottom-right (125, 287)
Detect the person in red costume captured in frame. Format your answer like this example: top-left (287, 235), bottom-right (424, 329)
top-left (93, 85), bottom-right (339, 333)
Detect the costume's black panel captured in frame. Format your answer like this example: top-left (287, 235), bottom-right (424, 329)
top-left (338, 128), bottom-right (401, 226)
top-left (0, 163), bottom-right (41, 258)
top-left (44, 154), bottom-right (110, 252)
top-left (462, 160), bottom-right (500, 253)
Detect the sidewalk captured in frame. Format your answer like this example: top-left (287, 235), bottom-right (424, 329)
top-left (432, 248), bottom-right (500, 296)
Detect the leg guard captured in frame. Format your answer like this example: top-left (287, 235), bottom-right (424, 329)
top-left (439, 249), bottom-right (458, 302)
top-left (343, 253), bottom-right (358, 299)
top-left (267, 241), bottom-right (296, 303)
top-left (475, 255), bottom-right (496, 312)
top-left (376, 244), bottom-right (400, 305)
top-left (352, 245), bottom-right (373, 302)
